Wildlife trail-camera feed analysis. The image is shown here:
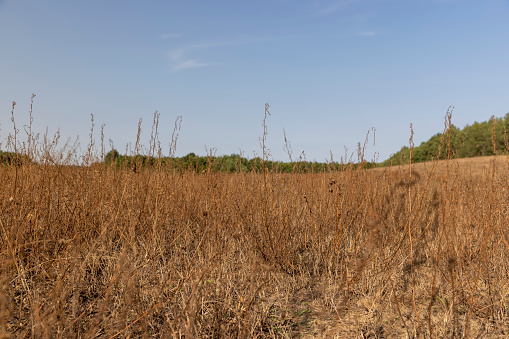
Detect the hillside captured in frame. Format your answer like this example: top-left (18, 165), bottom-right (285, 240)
top-left (375, 154), bottom-right (509, 179)
top-left (382, 114), bottom-right (509, 166)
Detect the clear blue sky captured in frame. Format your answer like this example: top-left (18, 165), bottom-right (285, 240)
top-left (1, 0), bottom-right (508, 162)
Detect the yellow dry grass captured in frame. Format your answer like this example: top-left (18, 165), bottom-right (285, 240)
top-left (1, 154), bottom-right (508, 338)
top-left (379, 155), bottom-right (509, 179)
top-left (1, 105), bottom-right (509, 337)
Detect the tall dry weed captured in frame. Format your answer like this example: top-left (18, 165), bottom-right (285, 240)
top-left (0, 100), bottom-right (508, 337)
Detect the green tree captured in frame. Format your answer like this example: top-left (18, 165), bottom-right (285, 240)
top-left (105, 149), bottom-right (120, 163)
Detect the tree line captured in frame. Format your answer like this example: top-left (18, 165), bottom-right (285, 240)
top-left (3, 114), bottom-right (508, 170)
top-left (381, 113), bottom-right (509, 166)
top-left (103, 150), bottom-right (378, 173)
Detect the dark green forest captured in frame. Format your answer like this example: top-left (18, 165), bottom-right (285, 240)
top-left (0, 150), bottom-right (29, 166)
top-left (103, 150), bottom-right (377, 173)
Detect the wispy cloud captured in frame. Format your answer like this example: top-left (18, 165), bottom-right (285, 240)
top-left (167, 36), bottom-right (299, 73)
top-left (160, 33), bottom-right (180, 40)
top-left (167, 40), bottom-right (240, 72)
top-left (358, 31), bottom-right (377, 36)
top-left (314, 0), bottom-right (361, 16)
top-left (168, 40), bottom-right (241, 61)
top-left (171, 59), bottom-right (216, 72)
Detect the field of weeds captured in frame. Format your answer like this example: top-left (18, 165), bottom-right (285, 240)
top-left (1, 108), bottom-right (509, 338)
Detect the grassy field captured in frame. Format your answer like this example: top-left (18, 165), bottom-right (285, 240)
top-left (1, 113), bottom-right (509, 337)
top-left (381, 155), bottom-right (509, 178)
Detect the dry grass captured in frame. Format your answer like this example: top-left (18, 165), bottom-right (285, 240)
top-left (1, 107), bottom-right (509, 338)
top-left (381, 155), bottom-right (509, 179)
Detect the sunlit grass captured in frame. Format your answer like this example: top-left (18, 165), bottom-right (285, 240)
top-left (1, 101), bottom-right (508, 337)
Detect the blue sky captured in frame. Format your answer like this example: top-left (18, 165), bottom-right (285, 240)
top-left (1, 0), bottom-right (508, 162)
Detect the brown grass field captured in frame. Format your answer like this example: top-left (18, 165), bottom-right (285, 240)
top-left (1, 111), bottom-right (509, 338)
